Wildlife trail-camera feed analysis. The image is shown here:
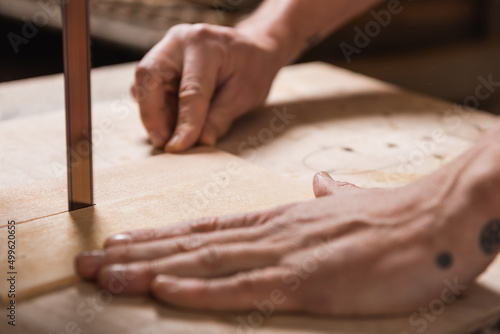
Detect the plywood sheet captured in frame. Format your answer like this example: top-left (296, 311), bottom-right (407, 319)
top-left (1, 259), bottom-right (500, 334)
top-left (1, 62), bottom-right (500, 334)
top-left (0, 147), bottom-right (314, 299)
top-left (2, 149), bottom-right (500, 334)
top-left (1, 63), bottom-right (497, 191)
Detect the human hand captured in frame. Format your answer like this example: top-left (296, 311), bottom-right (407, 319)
top-left (76, 166), bottom-right (497, 315)
top-left (131, 23), bottom-right (283, 152)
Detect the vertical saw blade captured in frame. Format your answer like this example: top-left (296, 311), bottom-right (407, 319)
top-left (62, 0), bottom-right (93, 211)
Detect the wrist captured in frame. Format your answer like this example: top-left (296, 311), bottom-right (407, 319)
top-left (235, 0), bottom-right (386, 66)
top-left (457, 123), bottom-right (500, 219)
top-left (235, 22), bottom-right (302, 67)
top-left (416, 122), bottom-right (500, 268)
top-left (402, 126), bottom-right (500, 280)
top-left (396, 123), bottom-right (500, 258)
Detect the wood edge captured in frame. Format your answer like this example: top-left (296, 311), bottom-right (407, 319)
top-left (1, 276), bottom-right (80, 305)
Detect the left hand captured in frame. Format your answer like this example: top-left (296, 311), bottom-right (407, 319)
top-left (130, 23), bottom-right (283, 152)
top-left (76, 168), bottom-right (493, 315)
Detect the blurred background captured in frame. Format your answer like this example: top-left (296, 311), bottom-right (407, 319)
top-left (0, 0), bottom-right (499, 114)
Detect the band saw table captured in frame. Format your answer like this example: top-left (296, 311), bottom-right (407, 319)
top-left (1, 62), bottom-right (500, 333)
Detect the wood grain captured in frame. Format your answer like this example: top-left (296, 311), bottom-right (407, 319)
top-left (1, 62), bottom-right (500, 333)
top-left (0, 147), bottom-right (314, 300)
top-left (1, 259), bottom-right (500, 334)
top-left (1, 62), bottom-right (498, 190)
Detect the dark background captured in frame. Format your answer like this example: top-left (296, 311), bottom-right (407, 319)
top-left (1, 0), bottom-right (499, 113)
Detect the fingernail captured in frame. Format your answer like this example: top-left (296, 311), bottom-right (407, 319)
top-left (318, 171), bottom-right (332, 179)
top-left (165, 134), bottom-right (180, 152)
top-left (149, 131), bottom-right (165, 149)
top-left (76, 250), bottom-right (105, 278)
top-left (105, 234), bottom-right (132, 247)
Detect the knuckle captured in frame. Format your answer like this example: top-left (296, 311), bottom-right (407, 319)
top-left (269, 220), bottom-right (290, 234)
top-left (175, 235), bottom-right (204, 252)
top-left (190, 217), bottom-right (219, 232)
top-left (134, 63), bottom-right (151, 84)
top-left (235, 272), bottom-right (259, 294)
top-left (135, 63), bottom-right (163, 90)
top-left (197, 246), bottom-right (223, 269)
top-left (189, 23), bottom-right (215, 41)
top-left (168, 23), bottom-right (190, 35)
top-left (107, 244), bottom-right (133, 263)
top-left (253, 208), bottom-right (286, 227)
top-left (179, 81), bottom-right (207, 101)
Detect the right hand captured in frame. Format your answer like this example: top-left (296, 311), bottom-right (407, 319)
top-left (131, 23), bottom-right (284, 152)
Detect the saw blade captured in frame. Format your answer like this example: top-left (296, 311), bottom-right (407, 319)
top-left (62, 0), bottom-right (93, 211)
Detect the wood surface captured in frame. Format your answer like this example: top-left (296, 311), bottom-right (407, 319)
top-left (1, 62), bottom-right (500, 333)
top-left (0, 148), bottom-right (314, 300)
top-left (1, 62), bottom-right (498, 189)
top-left (1, 266), bottom-right (499, 334)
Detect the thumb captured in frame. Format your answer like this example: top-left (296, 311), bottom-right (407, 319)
top-left (313, 172), bottom-right (359, 198)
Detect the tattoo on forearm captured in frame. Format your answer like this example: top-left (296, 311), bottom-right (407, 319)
top-left (436, 252), bottom-right (453, 269)
top-left (479, 219), bottom-right (500, 255)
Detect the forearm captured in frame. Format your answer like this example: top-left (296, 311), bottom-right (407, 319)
top-left (235, 0), bottom-right (384, 65)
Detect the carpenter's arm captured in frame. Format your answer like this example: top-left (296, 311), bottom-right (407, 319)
top-left (237, 0), bottom-right (385, 64)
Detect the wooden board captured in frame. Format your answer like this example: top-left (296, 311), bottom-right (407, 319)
top-left (1, 62), bottom-right (500, 333)
top-left (1, 149), bottom-right (500, 334)
top-left (1, 251), bottom-right (500, 334)
top-left (1, 62), bottom-right (498, 189)
top-left (0, 147), bottom-right (314, 299)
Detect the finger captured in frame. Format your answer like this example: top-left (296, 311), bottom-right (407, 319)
top-left (133, 59), bottom-right (179, 149)
top-left (198, 78), bottom-right (247, 146)
top-left (313, 172), bottom-right (358, 198)
top-left (77, 225), bottom-right (272, 279)
top-left (132, 31), bottom-right (183, 149)
top-left (151, 267), bottom-right (300, 311)
top-left (96, 243), bottom-right (286, 294)
top-left (104, 208), bottom-right (287, 247)
top-left (165, 44), bottom-right (220, 152)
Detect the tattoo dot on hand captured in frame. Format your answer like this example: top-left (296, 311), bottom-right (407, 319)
top-left (479, 219), bottom-right (500, 255)
top-left (436, 252), bottom-right (453, 270)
